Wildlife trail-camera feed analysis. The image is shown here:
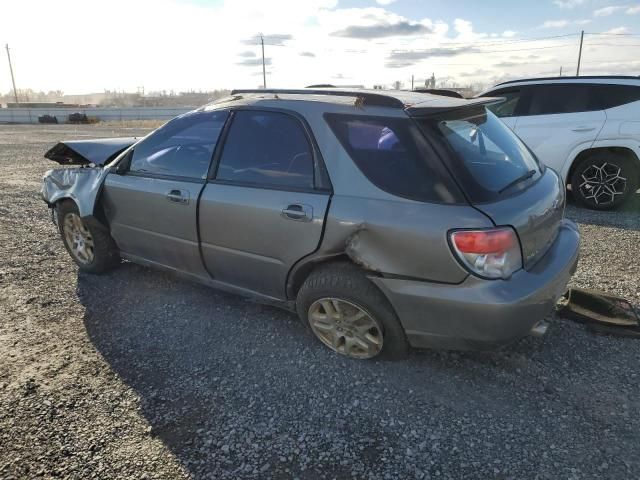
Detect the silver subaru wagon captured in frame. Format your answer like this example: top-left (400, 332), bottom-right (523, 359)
top-left (41, 89), bottom-right (580, 360)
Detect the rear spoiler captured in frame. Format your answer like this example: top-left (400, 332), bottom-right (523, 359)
top-left (44, 137), bottom-right (138, 166)
top-left (405, 96), bottom-right (504, 116)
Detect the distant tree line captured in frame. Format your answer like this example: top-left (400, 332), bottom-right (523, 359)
top-left (1, 89), bottom-right (231, 108)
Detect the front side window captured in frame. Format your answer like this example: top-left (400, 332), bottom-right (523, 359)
top-left (130, 110), bottom-right (228, 179)
top-left (215, 111), bottom-right (314, 189)
top-left (485, 88), bottom-right (522, 117)
top-left (420, 107), bottom-right (541, 202)
top-left (325, 114), bottom-right (458, 203)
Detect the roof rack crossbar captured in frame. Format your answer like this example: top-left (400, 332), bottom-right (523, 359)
top-left (229, 89), bottom-right (405, 108)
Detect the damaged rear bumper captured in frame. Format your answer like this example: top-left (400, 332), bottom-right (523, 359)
top-left (370, 219), bottom-right (580, 351)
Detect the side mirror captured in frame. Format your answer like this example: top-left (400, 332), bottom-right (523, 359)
top-left (114, 150), bottom-right (133, 174)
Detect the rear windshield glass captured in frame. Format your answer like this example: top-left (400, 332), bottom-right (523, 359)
top-left (325, 114), bottom-right (461, 203)
top-left (419, 108), bottom-right (541, 203)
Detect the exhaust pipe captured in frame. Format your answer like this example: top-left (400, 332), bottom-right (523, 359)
top-left (530, 320), bottom-right (549, 337)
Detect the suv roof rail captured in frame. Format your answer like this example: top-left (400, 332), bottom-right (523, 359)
top-left (496, 75), bottom-right (640, 86)
top-left (229, 88), bottom-right (405, 108)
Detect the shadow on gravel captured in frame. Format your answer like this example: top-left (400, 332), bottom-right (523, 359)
top-left (566, 192), bottom-right (640, 231)
top-left (78, 262), bottom-right (640, 479)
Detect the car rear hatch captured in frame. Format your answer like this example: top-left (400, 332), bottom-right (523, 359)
top-left (417, 105), bottom-right (565, 271)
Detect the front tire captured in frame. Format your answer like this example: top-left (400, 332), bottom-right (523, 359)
top-left (56, 200), bottom-right (120, 273)
top-left (570, 153), bottom-right (639, 210)
top-left (296, 263), bottom-right (409, 360)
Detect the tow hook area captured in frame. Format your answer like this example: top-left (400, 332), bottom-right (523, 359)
top-left (556, 288), bottom-right (640, 338)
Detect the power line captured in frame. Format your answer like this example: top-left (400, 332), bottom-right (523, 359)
top-left (586, 32), bottom-right (640, 37)
top-left (474, 43), bottom-right (578, 53)
top-left (583, 43), bottom-right (640, 47)
top-left (417, 33), bottom-right (580, 47)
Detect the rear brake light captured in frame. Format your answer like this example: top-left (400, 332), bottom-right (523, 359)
top-left (449, 227), bottom-right (522, 279)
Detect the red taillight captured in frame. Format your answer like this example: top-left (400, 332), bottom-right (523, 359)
top-left (451, 229), bottom-right (516, 254)
top-left (449, 227), bottom-right (522, 280)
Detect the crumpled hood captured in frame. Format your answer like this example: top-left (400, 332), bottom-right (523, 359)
top-left (44, 137), bottom-right (138, 166)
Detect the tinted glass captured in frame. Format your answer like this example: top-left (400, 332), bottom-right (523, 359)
top-left (485, 89), bottom-right (521, 117)
top-left (326, 114), bottom-right (455, 202)
top-left (420, 108), bottom-right (541, 202)
top-left (590, 84), bottom-right (640, 110)
top-left (130, 111), bottom-right (227, 178)
top-left (525, 84), bottom-right (591, 115)
top-left (216, 111), bottom-right (314, 189)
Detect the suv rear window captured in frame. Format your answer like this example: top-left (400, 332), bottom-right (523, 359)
top-left (325, 114), bottom-right (460, 203)
top-left (419, 107), bottom-right (541, 203)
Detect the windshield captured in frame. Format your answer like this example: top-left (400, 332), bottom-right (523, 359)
top-left (420, 107), bottom-right (541, 203)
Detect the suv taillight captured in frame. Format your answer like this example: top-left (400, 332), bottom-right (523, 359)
top-left (449, 227), bottom-right (522, 280)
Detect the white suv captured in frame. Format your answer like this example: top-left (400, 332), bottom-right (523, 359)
top-left (480, 76), bottom-right (640, 209)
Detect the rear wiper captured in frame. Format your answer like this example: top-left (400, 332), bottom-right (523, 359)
top-left (498, 169), bottom-right (537, 194)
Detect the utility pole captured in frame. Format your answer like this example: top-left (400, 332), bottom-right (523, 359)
top-left (576, 30), bottom-right (584, 76)
top-left (411, 74), bottom-right (414, 91)
top-left (260, 34), bottom-right (266, 89)
top-left (5, 44), bottom-right (19, 105)
top-left (559, 66), bottom-right (563, 76)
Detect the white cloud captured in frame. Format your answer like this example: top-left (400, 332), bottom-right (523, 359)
top-left (1, 0), bottom-right (638, 94)
top-left (540, 18), bottom-right (591, 28)
top-left (593, 5), bottom-right (624, 17)
top-left (553, 0), bottom-right (585, 8)
top-left (541, 19), bottom-right (570, 28)
top-left (375, 0), bottom-right (397, 4)
top-left (626, 5), bottom-right (640, 14)
top-left (603, 26), bottom-right (629, 34)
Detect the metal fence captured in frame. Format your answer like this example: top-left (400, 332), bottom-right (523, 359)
top-left (0, 107), bottom-right (193, 124)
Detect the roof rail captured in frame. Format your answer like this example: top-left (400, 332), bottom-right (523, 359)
top-left (229, 88), bottom-right (405, 108)
top-left (496, 75), bottom-right (640, 86)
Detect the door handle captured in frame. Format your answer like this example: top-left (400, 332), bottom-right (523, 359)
top-left (282, 204), bottom-right (313, 222)
top-left (571, 126), bottom-right (596, 132)
top-left (166, 189), bottom-right (189, 204)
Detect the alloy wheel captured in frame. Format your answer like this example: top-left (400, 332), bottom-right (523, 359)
top-left (62, 213), bottom-right (95, 264)
top-left (578, 162), bottom-right (627, 206)
top-left (308, 298), bottom-right (384, 359)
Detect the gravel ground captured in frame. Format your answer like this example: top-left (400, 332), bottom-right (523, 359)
top-left (1, 124), bottom-right (639, 480)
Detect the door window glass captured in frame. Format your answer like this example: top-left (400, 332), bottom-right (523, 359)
top-left (216, 111), bottom-right (314, 189)
top-left (130, 110), bottom-right (228, 178)
top-left (485, 89), bottom-right (521, 117)
top-left (525, 84), bottom-right (591, 115)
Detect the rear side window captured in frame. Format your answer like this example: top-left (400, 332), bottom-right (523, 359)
top-left (215, 110), bottom-right (314, 189)
top-left (590, 84), bottom-right (640, 110)
top-left (485, 88), bottom-right (522, 117)
top-left (325, 114), bottom-right (457, 203)
top-left (130, 110), bottom-right (228, 179)
top-left (524, 84), bottom-right (591, 116)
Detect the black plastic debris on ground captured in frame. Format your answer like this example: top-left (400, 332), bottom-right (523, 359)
top-left (557, 287), bottom-right (640, 338)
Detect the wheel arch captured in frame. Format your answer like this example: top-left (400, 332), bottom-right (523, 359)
top-left (286, 253), bottom-right (379, 300)
top-left (566, 146), bottom-right (640, 187)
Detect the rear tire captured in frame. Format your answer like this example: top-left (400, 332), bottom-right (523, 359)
top-left (296, 263), bottom-right (409, 360)
top-left (56, 200), bottom-right (120, 273)
top-left (570, 153), bottom-right (639, 210)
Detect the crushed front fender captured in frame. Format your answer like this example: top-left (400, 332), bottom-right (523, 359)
top-left (41, 167), bottom-right (110, 218)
